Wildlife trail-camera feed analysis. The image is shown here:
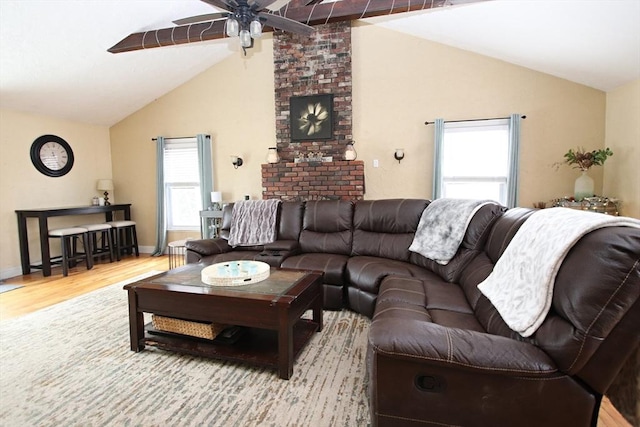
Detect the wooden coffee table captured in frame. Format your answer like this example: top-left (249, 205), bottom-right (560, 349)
top-left (124, 264), bottom-right (323, 379)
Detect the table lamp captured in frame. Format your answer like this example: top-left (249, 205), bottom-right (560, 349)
top-left (97, 179), bottom-right (114, 205)
top-left (210, 191), bottom-right (222, 210)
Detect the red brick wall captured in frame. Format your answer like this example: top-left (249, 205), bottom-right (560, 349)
top-left (262, 21), bottom-right (364, 201)
top-left (262, 160), bottom-right (364, 201)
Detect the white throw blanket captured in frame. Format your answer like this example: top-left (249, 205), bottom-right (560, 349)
top-left (228, 199), bottom-right (281, 247)
top-left (409, 198), bottom-right (494, 265)
top-left (478, 208), bottom-right (640, 337)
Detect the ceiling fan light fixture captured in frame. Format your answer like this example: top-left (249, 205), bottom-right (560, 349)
top-left (250, 19), bottom-right (262, 38)
top-left (226, 18), bottom-right (239, 37)
top-left (239, 29), bottom-right (252, 48)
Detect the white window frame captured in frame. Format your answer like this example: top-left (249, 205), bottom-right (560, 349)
top-left (163, 138), bottom-right (202, 231)
top-left (433, 116), bottom-right (520, 207)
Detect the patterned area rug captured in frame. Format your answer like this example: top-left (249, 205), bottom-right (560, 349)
top-left (0, 272), bottom-right (371, 426)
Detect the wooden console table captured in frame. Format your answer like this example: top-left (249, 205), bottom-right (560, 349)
top-left (16, 204), bottom-right (131, 276)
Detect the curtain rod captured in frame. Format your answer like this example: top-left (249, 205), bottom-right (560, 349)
top-left (424, 115), bottom-right (526, 125)
top-left (151, 135), bottom-right (210, 141)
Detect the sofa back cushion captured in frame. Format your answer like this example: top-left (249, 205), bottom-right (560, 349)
top-left (352, 199), bottom-right (429, 262)
top-left (461, 208), bottom-right (640, 393)
top-left (535, 226), bottom-right (640, 393)
top-left (458, 208), bottom-right (536, 332)
top-left (298, 200), bottom-right (354, 255)
top-left (410, 203), bottom-right (506, 282)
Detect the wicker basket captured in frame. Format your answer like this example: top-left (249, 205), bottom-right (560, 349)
top-left (152, 315), bottom-right (227, 340)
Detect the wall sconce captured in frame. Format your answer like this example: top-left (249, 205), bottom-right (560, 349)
top-left (231, 155), bottom-right (243, 169)
top-left (394, 149), bottom-right (405, 164)
top-left (344, 141), bottom-right (357, 161)
top-left (266, 147), bottom-right (279, 164)
top-left (96, 179), bottom-right (114, 205)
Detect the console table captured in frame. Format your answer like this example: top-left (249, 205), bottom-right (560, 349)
top-left (16, 204), bottom-right (132, 276)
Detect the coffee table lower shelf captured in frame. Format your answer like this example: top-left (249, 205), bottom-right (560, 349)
top-left (142, 319), bottom-right (319, 374)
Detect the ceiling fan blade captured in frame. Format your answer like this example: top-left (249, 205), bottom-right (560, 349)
top-left (258, 12), bottom-right (314, 36)
top-left (200, 0), bottom-right (235, 11)
top-left (108, 20), bottom-right (226, 54)
top-left (250, 0), bottom-right (281, 10)
top-left (173, 12), bottom-right (230, 26)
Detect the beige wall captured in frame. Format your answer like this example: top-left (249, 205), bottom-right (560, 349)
top-left (109, 37), bottom-right (276, 248)
top-left (0, 109), bottom-right (112, 278)
top-left (604, 79), bottom-right (640, 218)
top-left (352, 23), bottom-right (606, 204)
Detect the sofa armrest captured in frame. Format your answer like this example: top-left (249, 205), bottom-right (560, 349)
top-left (369, 318), bottom-right (557, 377)
top-left (185, 238), bottom-right (232, 256)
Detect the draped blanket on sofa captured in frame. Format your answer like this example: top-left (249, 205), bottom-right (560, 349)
top-left (478, 207), bottom-right (640, 337)
top-left (409, 198), bottom-right (493, 265)
top-left (228, 199), bottom-right (281, 247)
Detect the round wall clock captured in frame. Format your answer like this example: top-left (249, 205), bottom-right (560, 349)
top-left (30, 134), bottom-right (74, 177)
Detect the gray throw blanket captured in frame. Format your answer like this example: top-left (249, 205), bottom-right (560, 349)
top-left (228, 199), bottom-right (281, 247)
top-left (409, 198), bottom-right (493, 265)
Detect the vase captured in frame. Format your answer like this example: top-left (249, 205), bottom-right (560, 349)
top-left (574, 170), bottom-right (594, 201)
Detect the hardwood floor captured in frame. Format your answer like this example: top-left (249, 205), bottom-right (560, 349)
top-left (0, 255), bottom-right (631, 427)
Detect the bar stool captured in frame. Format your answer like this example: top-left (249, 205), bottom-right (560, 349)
top-left (106, 220), bottom-right (139, 261)
top-left (75, 223), bottom-right (114, 263)
top-left (48, 227), bottom-right (93, 276)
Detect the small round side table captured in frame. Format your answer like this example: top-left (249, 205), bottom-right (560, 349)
top-left (167, 239), bottom-right (189, 269)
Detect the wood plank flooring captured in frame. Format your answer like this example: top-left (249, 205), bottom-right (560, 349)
top-left (0, 255), bottom-right (632, 427)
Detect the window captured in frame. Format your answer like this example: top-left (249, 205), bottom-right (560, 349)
top-left (433, 116), bottom-right (520, 207)
top-left (164, 138), bottom-right (201, 230)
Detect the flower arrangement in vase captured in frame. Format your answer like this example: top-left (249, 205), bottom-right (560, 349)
top-left (556, 147), bottom-right (613, 201)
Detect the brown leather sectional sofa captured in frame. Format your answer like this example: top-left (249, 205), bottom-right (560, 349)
top-left (185, 199), bottom-right (640, 426)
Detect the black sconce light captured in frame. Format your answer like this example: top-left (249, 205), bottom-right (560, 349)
top-left (394, 149), bottom-right (405, 164)
top-left (231, 155), bottom-right (244, 169)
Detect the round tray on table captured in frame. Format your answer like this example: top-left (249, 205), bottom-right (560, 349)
top-left (201, 260), bottom-right (270, 286)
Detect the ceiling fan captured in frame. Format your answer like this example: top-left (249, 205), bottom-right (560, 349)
top-left (173, 0), bottom-right (315, 53)
top-left (108, 0), bottom-right (487, 55)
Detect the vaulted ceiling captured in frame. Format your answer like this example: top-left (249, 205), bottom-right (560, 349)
top-left (1, 0), bottom-right (638, 126)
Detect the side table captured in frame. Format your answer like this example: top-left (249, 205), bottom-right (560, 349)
top-left (167, 239), bottom-right (188, 269)
top-left (200, 209), bottom-right (223, 239)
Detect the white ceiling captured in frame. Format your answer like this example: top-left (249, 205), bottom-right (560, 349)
top-left (1, 0), bottom-right (638, 127)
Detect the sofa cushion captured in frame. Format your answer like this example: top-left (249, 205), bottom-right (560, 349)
top-left (298, 200), bottom-right (354, 255)
top-left (409, 203), bottom-right (505, 283)
top-left (346, 256), bottom-right (436, 295)
top-left (375, 276), bottom-right (484, 333)
top-left (281, 253), bottom-right (350, 285)
top-left (352, 199), bottom-right (429, 262)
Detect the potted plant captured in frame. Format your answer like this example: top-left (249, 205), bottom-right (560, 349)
top-left (559, 147), bottom-right (613, 200)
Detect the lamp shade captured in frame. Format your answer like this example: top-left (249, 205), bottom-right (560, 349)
top-left (96, 179), bottom-right (114, 191)
top-left (211, 191), bottom-right (222, 203)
